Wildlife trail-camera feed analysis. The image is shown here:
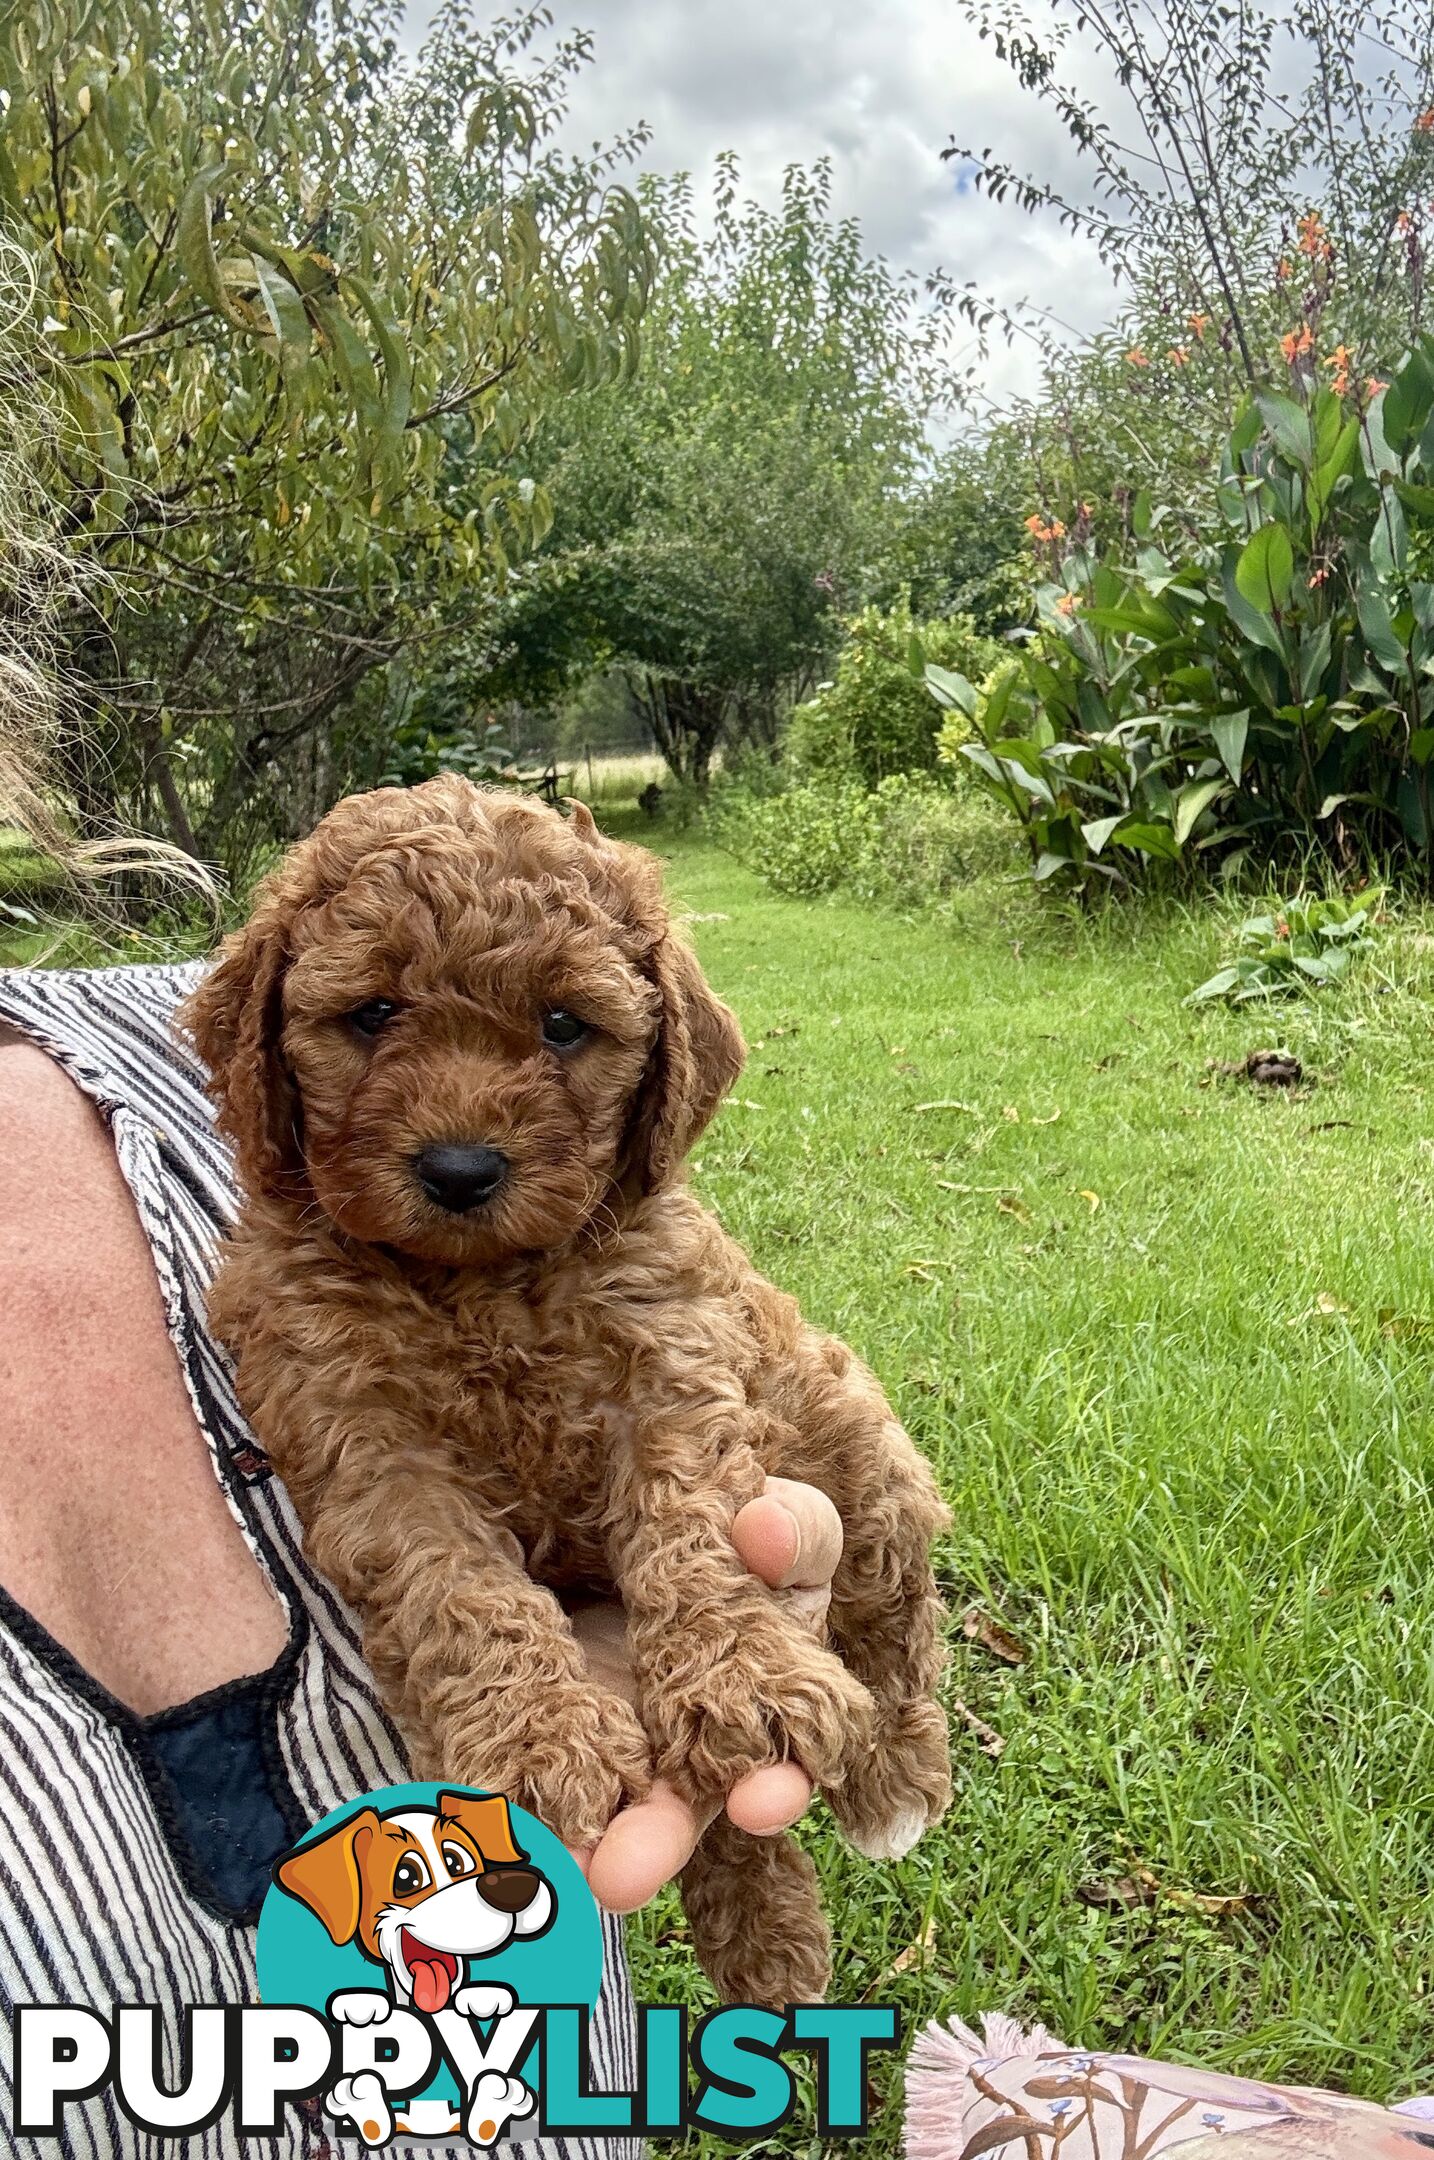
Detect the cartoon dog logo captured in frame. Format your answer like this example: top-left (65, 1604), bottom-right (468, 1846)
top-left (274, 1790), bottom-right (554, 2146)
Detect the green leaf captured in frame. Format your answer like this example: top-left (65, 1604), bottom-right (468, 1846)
top-left (1221, 554), bottom-right (1287, 656)
top-left (175, 162), bottom-right (246, 327)
top-left (251, 255), bottom-right (310, 361)
top-left (1235, 523), bottom-right (1296, 613)
top-left (1188, 964), bottom-right (1241, 1003)
top-left (1080, 814), bottom-right (1123, 855)
top-left (1370, 489), bottom-right (1408, 582)
top-left (925, 663), bottom-right (977, 717)
top-left (1256, 390), bottom-right (1315, 469)
top-left (1211, 708), bottom-right (1250, 781)
top-left (1394, 479), bottom-right (1434, 518)
top-left (1309, 417), bottom-right (1360, 523)
top-left (1356, 579), bottom-right (1409, 675)
top-left (1298, 620), bottom-right (1333, 704)
top-left (1172, 776), bottom-right (1227, 845)
top-left (1228, 401), bottom-right (1262, 457)
top-left (344, 275), bottom-right (411, 441)
top-left (1383, 346), bottom-right (1434, 452)
top-left (1112, 819), bottom-right (1179, 859)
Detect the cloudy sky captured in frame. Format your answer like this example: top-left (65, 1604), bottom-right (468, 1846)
top-left (409, 0), bottom-right (1127, 410)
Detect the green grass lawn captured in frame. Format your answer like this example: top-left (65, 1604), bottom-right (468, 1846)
top-left (608, 813), bottom-right (1434, 2147)
top-left (14, 807), bottom-right (1434, 2146)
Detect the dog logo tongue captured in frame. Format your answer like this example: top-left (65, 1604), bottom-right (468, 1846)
top-left (412, 1957), bottom-right (451, 2014)
top-left (402, 1932), bottom-right (459, 2014)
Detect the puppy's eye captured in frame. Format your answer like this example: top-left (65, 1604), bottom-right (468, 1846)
top-left (392, 1854), bottom-right (430, 1897)
top-left (441, 1842), bottom-right (476, 1878)
top-left (349, 998), bottom-right (398, 1038)
top-left (541, 1009), bottom-right (589, 1049)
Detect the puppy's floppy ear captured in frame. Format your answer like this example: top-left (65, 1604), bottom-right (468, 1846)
top-left (274, 1807), bottom-right (379, 1945)
top-left (437, 1790), bottom-right (528, 1866)
top-left (624, 927), bottom-right (746, 1197)
top-left (179, 873), bottom-right (307, 1200)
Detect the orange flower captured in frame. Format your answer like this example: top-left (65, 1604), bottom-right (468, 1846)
top-left (1416, 107), bottom-right (1434, 133)
top-left (1168, 345), bottom-right (1190, 366)
top-left (1366, 376), bottom-right (1389, 398)
top-left (1024, 513), bottom-right (1044, 534)
top-left (1055, 592), bottom-right (1080, 617)
top-left (1275, 918), bottom-right (1290, 939)
top-left (1297, 211), bottom-right (1324, 252)
top-left (1308, 565), bottom-right (1330, 588)
top-left (1280, 324), bottom-right (1314, 363)
top-left (1323, 343), bottom-right (1353, 395)
top-left (1189, 310), bottom-right (1210, 339)
top-left (1126, 346), bottom-right (1150, 367)
top-left (1396, 210), bottom-right (1415, 235)
top-left (1276, 257), bottom-right (1293, 282)
top-left (1024, 514), bottom-right (1067, 544)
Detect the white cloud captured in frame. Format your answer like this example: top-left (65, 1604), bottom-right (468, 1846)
top-left (405, 0), bottom-right (1128, 408)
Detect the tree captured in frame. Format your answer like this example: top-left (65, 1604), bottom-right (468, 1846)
top-left (2, 0), bottom-right (656, 876)
top-left (491, 158), bottom-right (952, 784)
top-left (937, 0), bottom-right (1434, 515)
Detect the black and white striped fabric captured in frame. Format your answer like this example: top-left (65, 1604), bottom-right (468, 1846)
top-left (0, 962), bottom-right (640, 2160)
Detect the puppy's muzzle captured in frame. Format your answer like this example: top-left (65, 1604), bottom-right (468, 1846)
top-left (414, 1143), bottom-right (509, 1214)
top-left (475, 1865), bottom-right (543, 1914)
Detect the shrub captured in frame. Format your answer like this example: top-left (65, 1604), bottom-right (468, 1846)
top-left (1189, 892), bottom-right (1383, 1003)
top-left (927, 338), bottom-right (1434, 897)
top-left (714, 771), bottom-right (1013, 905)
top-left (788, 599), bottom-right (1002, 789)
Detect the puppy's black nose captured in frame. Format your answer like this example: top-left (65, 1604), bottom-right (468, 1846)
top-left (414, 1143), bottom-right (509, 1214)
top-left (475, 1866), bottom-right (541, 1914)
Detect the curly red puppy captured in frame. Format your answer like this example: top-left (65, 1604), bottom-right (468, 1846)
top-left (184, 776), bottom-right (950, 2007)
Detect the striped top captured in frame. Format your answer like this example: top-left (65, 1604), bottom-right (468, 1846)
top-left (0, 961), bottom-right (639, 2160)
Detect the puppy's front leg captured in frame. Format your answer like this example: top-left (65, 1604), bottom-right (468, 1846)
top-left (277, 1415), bottom-right (651, 1845)
top-left (608, 1373), bottom-right (875, 1811)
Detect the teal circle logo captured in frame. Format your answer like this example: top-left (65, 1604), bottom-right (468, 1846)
top-left (256, 1783), bottom-right (602, 2144)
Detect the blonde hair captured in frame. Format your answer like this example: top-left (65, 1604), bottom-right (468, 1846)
top-left (0, 241), bottom-right (214, 905)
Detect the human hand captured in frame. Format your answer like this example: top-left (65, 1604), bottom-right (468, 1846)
top-left (563, 1475), bottom-right (843, 1913)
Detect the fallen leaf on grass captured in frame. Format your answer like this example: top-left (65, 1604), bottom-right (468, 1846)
top-left (997, 1195), bottom-right (1032, 1224)
top-left (883, 1917), bottom-right (937, 1980)
top-left (905, 1260), bottom-right (955, 1282)
top-left (1080, 1863), bottom-right (1260, 1916)
top-left (1287, 1291), bottom-right (1352, 1324)
top-left (686, 911), bottom-right (730, 923)
top-left (1078, 1874), bottom-right (1157, 1911)
top-left (913, 1098), bottom-right (981, 1116)
top-left (1003, 1105), bottom-right (1021, 1123)
top-left (722, 1098), bottom-right (765, 1111)
top-left (937, 1181), bottom-right (1019, 1196)
top-left (952, 1697), bottom-right (1005, 1758)
top-left (1379, 1307), bottom-right (1434, 1341)
top-left (1074, 1188), bottom-right (1102, 1214)
top-left (962, 1606), bottom-right (1029, 1665)
top-left (1031, 1106), bottom-right (1063, 1125)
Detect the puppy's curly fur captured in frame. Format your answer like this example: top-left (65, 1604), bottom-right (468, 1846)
top-left (184, 777), bottom-right (951, 2007)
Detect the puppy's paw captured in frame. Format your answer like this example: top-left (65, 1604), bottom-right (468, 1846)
top-left (328, 1990), bottom-right (394, 2028)
top-left (327, 2071), bottom-right (393, 2147)
top-left (465, 2071), bottom-right (536, 2147)
top-left (647, 1616), bottom-right (876, 1803)
top-left (454, 1982), bottom-right (517, 2023)
top-left (444, 1685), bottom-right (652, 1848)
top-left (829, 1698), bottom-right (952, 1860)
